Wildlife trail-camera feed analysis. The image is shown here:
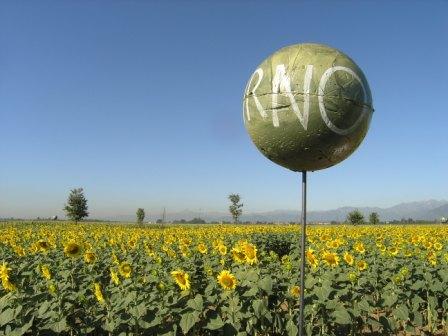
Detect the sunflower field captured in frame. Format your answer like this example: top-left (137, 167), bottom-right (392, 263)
top-left (0, 222), bottom-right (447, 336)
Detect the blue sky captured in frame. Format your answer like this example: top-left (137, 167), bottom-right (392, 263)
top-left (1, 1), bottom-right (447, 219)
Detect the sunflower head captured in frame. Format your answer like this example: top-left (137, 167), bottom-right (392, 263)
top-left (217, 270), bottom-right (237, 290)
top-left (399, 267), bottom-right (409, 277)
top-left (305, 249), bottom-right (319, 268)
top-left (242, 242), bottom-right (257, 264)
top-left (354, 242), bottom-right (365, 254)
top-left (218, 244), bottom-right (227, 256)
top-left (119, 262), bottom-right (132, 278)
top-left (37, 240), bottom-right (50, 251)
top-left (388, 246), bottom-right (399, 256)
top-left (322, 251), bottom-right (339, 267)
top-left (433, 242), bottom-right (442, 251)
top-left (357, 260), bottom-right (368, 271)
top-left (48, 283), bottom-right (57, 294)
top-left (110, 268), bottom-right (120, 285)
top-left (290, 285), bottom-right (301, 298)
top-left (171, 270), bottom-right (190, 291)
top-left (93, 282), bottom-right (105, 304)
top-left (231, 248), bottom-right (246, 263)
top-left (348, 272), bottom-right (357, 283)
top-left (343, 252), bottom-right (354, 266)
top-left (0, 262), bottom-right (16, 292)
top-left (64, 242), bottom-right (82, 257)
top-left (84, 252), bottom-right (96, 264)
top-left (392, 274), bottom-right (403, 284)
top-left (197, 243), bottom-right (207, 254)
top-left (0, 262), bottom-right (12, 279)
top-left (40, 265), bottom-right (52, 280)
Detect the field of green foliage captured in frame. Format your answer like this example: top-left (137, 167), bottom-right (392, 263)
top-left (0, 222), bottom-right (447, 335)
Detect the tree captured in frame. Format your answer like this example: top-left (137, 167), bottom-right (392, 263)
top-left (136, 208), bottom-right (145, 225)
top-left (347, 210), bottom-right (364, 225)
top-left (64, 188), bottom-right (89, 222)
top-left (228, 194), bottom-right (243, 223)
top-left (188, 217), bottom-right (206, 224)
top-left (369, 212), bottom-right (379, 225)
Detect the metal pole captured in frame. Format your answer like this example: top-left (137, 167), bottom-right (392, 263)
top-left (299, 171), bottom-right (307, 336)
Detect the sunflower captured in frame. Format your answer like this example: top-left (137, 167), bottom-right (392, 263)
top-left (322, 251), bottom-right (339, 267)
top-left (410, 236), bottom-right (419, 245)
top-left (242, 242), bottom-right (257, 264)
top-left (357, 260), bottom-right (368, 271)
top-left (197, 243), bottom-right (207, 254)
top-left (343, 252), bottom-right (354, 266)
top-left (13, 246), bottom-right (26, 257)
top-left (128, 239), bottom-right (137, 249)
top-left (48, 283), bottom-right (57, 294)
top-left (326, 240), bottom-right (339, 249)
top-left (179, 244), bottom-right (190, 258)
top-left (231, 247), bottom-right (246, 263)
top-left (388, 246), bottom-right (399, 256)
top-left (399, 267), bottom-right (409, 277)
top-left (84, 252), bottom-right (96, 264)
top-left (281, 255), bottom-right (290, 264)
top-left (348, 272), bottom-right (357, 283)
top-left (40, 264), bottom-right (52, 280)
top-left (118, 262), bottom-right (132, 278)
top-left (218, 244), bottom-right (227, 256)
top-left (171, 270), bottom-right (190, 291)
top-left (93, 282), bottom-right (105, 304)
top-left (306, 249), bottom-right (319, 268)
top-left (392, 274), bottom-right (403, 284)
top-left (212, 240), bottom-right (221, 249)
top-left (37, 240), bottom-right (50, 252)
top-left (0, 262), bottom-right (16, 292)
top-left (354, 242), bottom-right (365, 254)
top-left (64, 242), bottom-right (82, 257)
top-left (217, 270), bottom-right (237, 290)
top-left (111, 252), bottom-right (119, 265)
top-left (433, 242), bottom-right (442, 251)
top-left (427, 252), bottom-right (437, 266)
top-left (110, 268), bottom-right (120, 285)
top-left (290, 285), bottom-right (301, 298)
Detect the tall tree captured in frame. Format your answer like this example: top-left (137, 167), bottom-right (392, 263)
top-left (347, 210), bottom-right (364, 225)
top-left (369, 212), bottom-right (379, 225)
top-left (228, 194), bottom-right (243, 223)
top-left (64, 188), bottom-right (89, 222)
top-left (136, 208), bottom-right (145, 225)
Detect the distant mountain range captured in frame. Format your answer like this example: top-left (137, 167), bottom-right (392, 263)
top-left (101, 200), bottom-right (448, 223)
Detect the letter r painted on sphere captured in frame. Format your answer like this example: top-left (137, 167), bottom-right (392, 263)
top-left (244, 68), bottom-right (266, 122)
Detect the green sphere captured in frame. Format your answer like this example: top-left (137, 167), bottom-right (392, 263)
top-left (243, 43), bottom-right (373, 171)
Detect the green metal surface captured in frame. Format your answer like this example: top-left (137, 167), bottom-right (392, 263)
top-left (243, 43), bottom-right (373, 171)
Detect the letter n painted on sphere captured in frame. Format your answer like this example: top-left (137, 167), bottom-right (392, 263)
top-left (271, 64), bottom-right (313, 129)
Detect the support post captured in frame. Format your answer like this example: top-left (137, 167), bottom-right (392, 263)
top-left (299, 171), bottom-right (307, 336)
